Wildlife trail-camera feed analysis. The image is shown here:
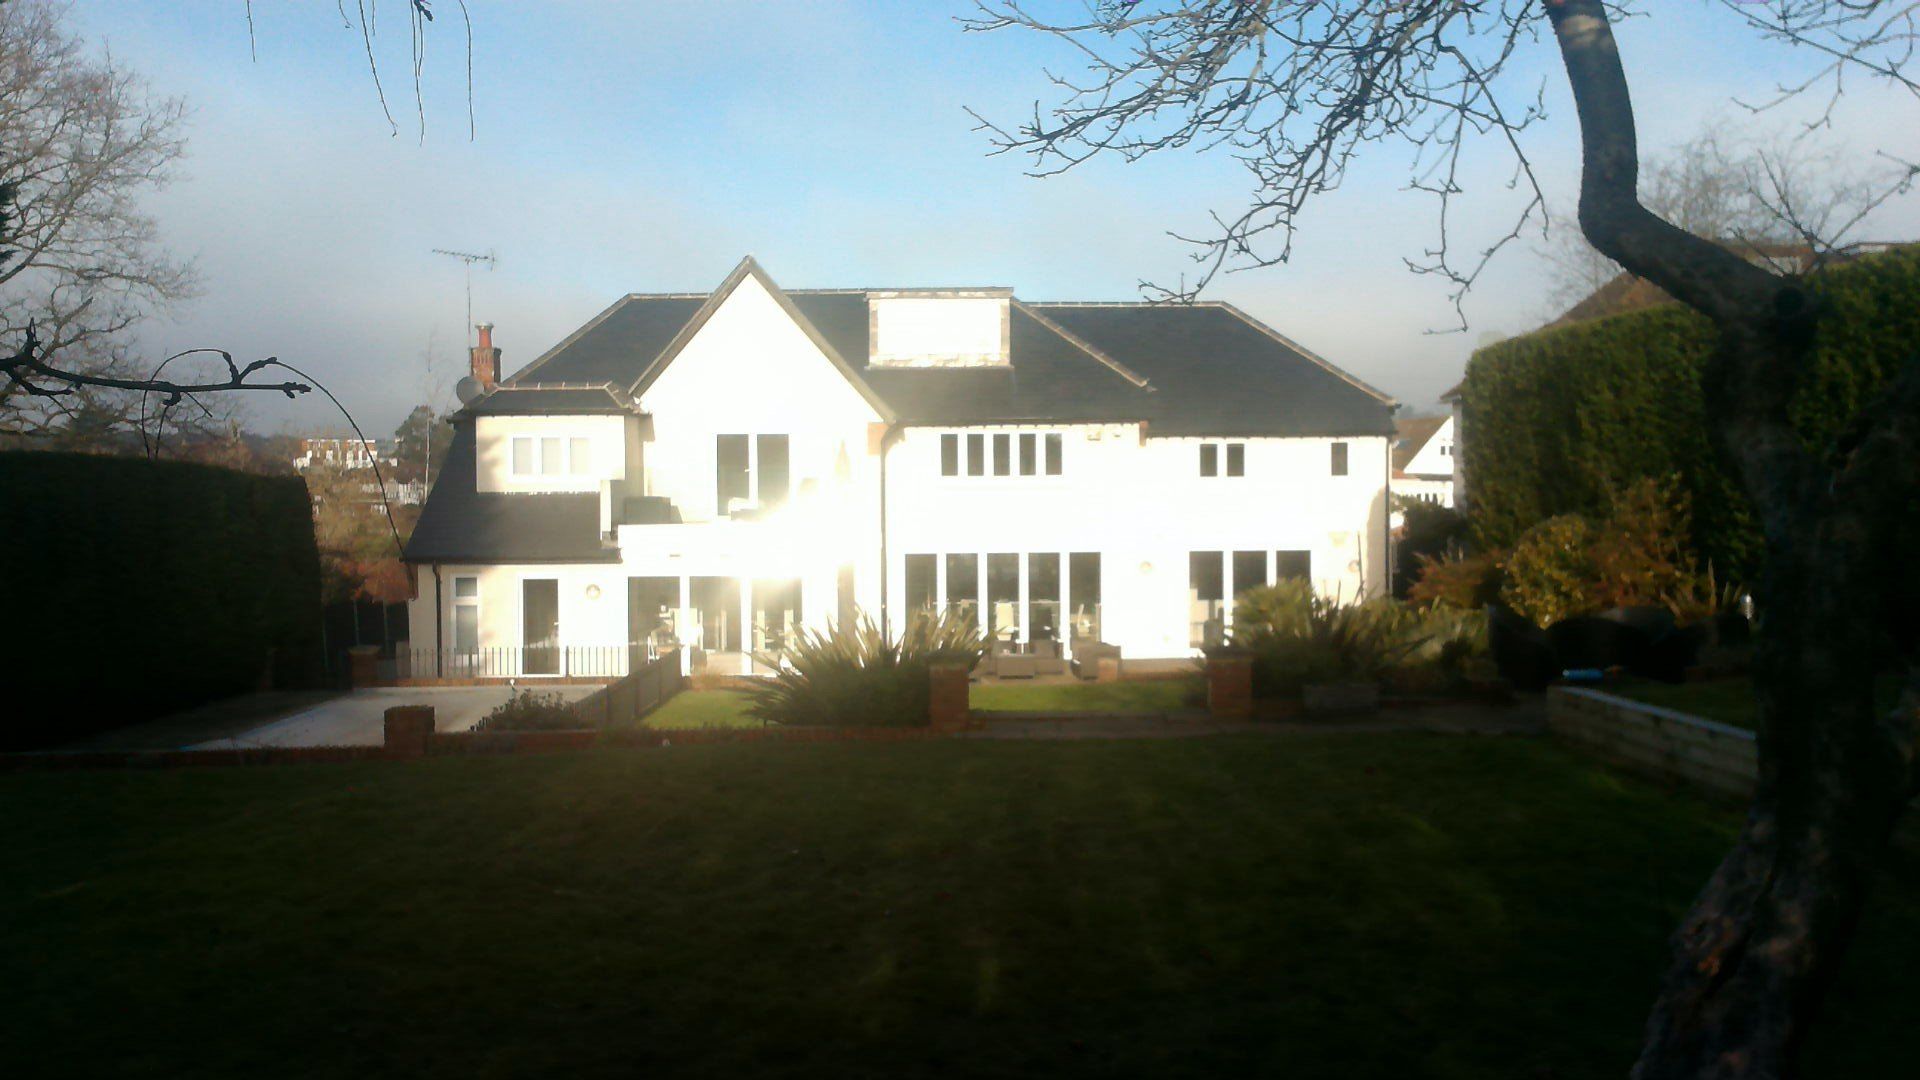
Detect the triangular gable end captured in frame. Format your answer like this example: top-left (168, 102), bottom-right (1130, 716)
top-left (629, 255), bottom-right (895, 422)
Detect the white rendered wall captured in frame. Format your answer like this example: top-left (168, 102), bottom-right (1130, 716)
top-left (629, 272), bottom-right (888, 623)
top-left (474, 414), bottom-right (628, 494)
top-left (882, 425), bottom-right (1391, 657)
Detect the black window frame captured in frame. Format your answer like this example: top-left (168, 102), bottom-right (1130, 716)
top-left (1226, 442), bottom-right (1245, 477)
top-left (940, 433), bottom-right (959, 476)
top-left (1199, 443), bottom-right (1218, 477)
top-left (1331, 441), bottom-right (1349, 476)
top-left (1045, 433), bottom-right (1062, 475)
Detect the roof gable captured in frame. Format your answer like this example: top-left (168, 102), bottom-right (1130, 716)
top-left (630, 257), bottom-right (894, 420)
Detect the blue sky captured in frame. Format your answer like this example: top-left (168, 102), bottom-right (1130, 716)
top-left (67, 1), bottom-right (1920, 434)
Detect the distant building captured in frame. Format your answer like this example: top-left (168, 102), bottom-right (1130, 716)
top-left (294, 436), bottom-right (395, 473)
top-left (294, 437), bottom-right (424, 511)
top-left (1391, 415), bottom-right (1454, 511)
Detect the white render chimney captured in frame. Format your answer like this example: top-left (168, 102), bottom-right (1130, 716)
top-left (866, 289), bottom-right (1012, 368)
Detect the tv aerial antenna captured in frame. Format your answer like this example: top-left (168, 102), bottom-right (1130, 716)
top-left (432, 247), bottom-right (496, 346)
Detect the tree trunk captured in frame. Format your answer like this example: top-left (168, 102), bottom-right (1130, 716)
top-left (1542, 3), bottom-right (1919, 1075)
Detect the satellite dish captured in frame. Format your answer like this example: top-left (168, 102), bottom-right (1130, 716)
top-left (455, 376), bottom-right (485, 405)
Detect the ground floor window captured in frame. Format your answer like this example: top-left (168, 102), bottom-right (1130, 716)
top-left (945, 553), bottom-right (979, 622)
top-left (1189, 552), bottom-right (1226, 648)
top-left (1277, 550), bottom-right (1311, 582)
top-left (1027, 553), bottom-right (1060, 644)
top-left (1070, 552), bottom-right (1101, 643)
top-left (453, 575), bottom-right (479, 653)
top-left (522, 578), bottom-right (560, 675)
top-left (987, 553), bottom-right (1019, 642)
top-left (905, 554), bottom-right (937, 617)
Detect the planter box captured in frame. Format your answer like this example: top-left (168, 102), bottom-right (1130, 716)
top-left (1302, 682), bottom-right (1379, 715)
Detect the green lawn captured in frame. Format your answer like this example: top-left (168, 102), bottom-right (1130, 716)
top-left (1605, 674), bottom-right (1906, 731)
top-left (635, 689), bottom-right (762, 729)
top-left (3, 737), bottom-right (1913, 1078)
top-left (970, 677), bottom-right (1203, 712)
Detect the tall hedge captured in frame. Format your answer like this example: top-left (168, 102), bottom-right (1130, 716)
top-left (1461, 246), bottom-right (1920, 579)
top-left (0, 452), bottom-right (324, 749)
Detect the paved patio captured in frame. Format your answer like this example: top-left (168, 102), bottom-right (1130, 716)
top-left (189, 685), bottom-right (601, 750)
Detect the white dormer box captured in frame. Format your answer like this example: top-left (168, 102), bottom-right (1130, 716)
top-left (867, 290), bottom-right (1012, 368)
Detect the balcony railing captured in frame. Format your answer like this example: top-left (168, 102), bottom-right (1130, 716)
top-left (379, 642), bottom-right (660, 681)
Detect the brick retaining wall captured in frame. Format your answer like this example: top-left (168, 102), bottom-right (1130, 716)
top-left (1548, 685), bottom-right (1918, 851)
top-left (1548, 686), bottom-right (1759, 798)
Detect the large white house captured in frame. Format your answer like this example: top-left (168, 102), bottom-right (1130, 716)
top-left (402, 257), bottom-right (1396, 677)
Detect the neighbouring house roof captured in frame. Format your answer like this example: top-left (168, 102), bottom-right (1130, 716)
top-left (1545, 240), bottom-right (1913, 329)
top-left (1392, 416), bottom-right (1447, 474)
top-left (461, 383), bottom-right (634, 416)
top-left (402, 423), bottom-right (615, 564)
top-left (498, 256), bottom-right (1397, 438)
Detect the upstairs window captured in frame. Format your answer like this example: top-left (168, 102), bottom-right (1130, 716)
top-left (716, 434), bottom-right (790, 515)
top-left (943, 430), bottom-right (1064, 479)
top-left (511, 435), bottom-right (589, 478)
top-left (1331, 441), bottom-right (1349, 477)
top-left (1199, 441), bottom-right (1244, 477)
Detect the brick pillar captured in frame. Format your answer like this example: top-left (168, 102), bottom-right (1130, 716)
top-left (1204, 647), bottom-right (1253, 720)
top-left (927, 660), bottom-right (971, 730)
top-left (1096, 654), bottom-right (1123, 683)
top-left (383, 705), bottom-right (435, 758)
top-left (347, 645), bottom-right (381, 688)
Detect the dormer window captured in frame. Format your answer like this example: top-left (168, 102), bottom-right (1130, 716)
top-left (510, 435), bottom-right (591, 477)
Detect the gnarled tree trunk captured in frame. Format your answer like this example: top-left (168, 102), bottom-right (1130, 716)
top-left (1544, 2), bottom-right (1920, 1076)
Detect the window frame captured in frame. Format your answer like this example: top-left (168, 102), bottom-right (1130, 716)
top-left (510, 434), bottom-right (593, 478)
top-left (452, 575), bottom-right (481, 654)
top-left (941, 430), bottom-right (1066, 480)
top-left (1331, 440), bottom-right (1349, 477)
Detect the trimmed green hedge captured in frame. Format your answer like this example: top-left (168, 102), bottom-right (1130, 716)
top-left (0, 452), bottom-right (323, 749)
top-left (1461, 246), bottom-right (1920, 577)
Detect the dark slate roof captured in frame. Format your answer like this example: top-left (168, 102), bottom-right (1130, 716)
top-left (1392, 415), bottom-right (1447, 472)
top-left (498, 264), bottom-right (1393, 438)
top-left (463, 384), bottom-right (632, 416)
top-left (403, 423), bottom-right (615, 564)
top-left (1029, 304), bottom-right (1395, 437)
top-left (505, 295), bottom-right (707, 387)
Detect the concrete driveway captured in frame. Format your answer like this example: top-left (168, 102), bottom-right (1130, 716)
top-left (190, 685), bottom-right (599, 750)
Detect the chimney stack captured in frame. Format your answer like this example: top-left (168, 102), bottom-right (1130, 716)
top-left (470, 322), bottom-right (501, 390)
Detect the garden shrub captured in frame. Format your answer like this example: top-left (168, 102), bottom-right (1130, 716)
top-left (1460, 245), bottom-right (1920, 581)
top-left (1391, 500), bottom-right (1470, 597)
top-left (1407, 550), bottom-right (1505, 610)
top-left (747, 609), bottom-right (984, 727)
top-left (0, 451), bottom-right (324, 750)
top-left (477, 688), bottom-right (584, 731)
top-left (1231, 583), bottom-right (1432, 699)
top-left (1498, 478), bottom-right (1733, 628)
top-left (1500, 514), bottom-right (1601, 628)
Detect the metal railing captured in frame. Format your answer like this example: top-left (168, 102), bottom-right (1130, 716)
top-left (379, 642), bottom-right (661, 681)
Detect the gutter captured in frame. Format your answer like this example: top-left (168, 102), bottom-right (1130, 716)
top-left (432, 563), bottom-right (444, 679)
